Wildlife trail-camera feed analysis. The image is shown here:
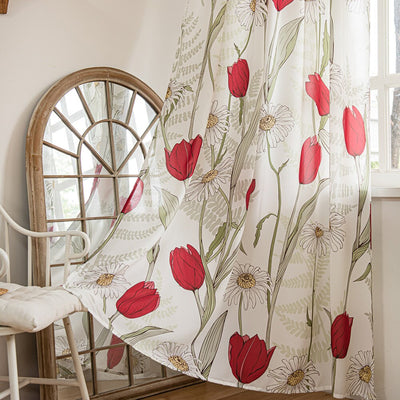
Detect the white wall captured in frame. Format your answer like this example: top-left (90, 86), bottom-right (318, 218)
top-left (0, 1), bottom-right (183, 399)
top-left (0, 1), bottom-right (398, 400)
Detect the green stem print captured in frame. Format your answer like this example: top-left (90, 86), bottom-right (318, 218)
top-left (265, 179), bottom-right (329, 347)
top-left (343, 156), bottom-right (365, 311)
top-left (188, 1), bottom-right (226, 140)
top-left (307, 251), bottom-right (319, 362)
top-left (238, 293), bottom-right (243, 336)
top-left (265, 140), bottom-right (284, 313)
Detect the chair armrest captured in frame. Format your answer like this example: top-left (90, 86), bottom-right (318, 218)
top-left (0, 204), bottom-right (90, 285)
top-left (0, 248), bottom-right (10, 281)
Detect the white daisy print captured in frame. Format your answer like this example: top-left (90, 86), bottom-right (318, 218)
top-left (299, 222), bottom-right (331, 257)
top-left (56, 335), bottom-right (88, 376)
top-left (75, 262), bottom-right (130, 299)
top-left (163, 79), bottom-right (187, 115)
top-left (186, 157), bottom-right (232, 202)
top-left (236, 0), bottom-right (268, 31)
top-left (152, 342), bottom-right (200, 377)
top-left (224, 263), bottom-right (271, 310)
top-left (205, 100), bottom-right (230, 146)
top-left (329, 211), bottom-right (346, 252)
top-left (303, 0), bottom-right (325, 24)
top-left (346, 0), bottom-right (369, 14)
top-left (130, 349), bottom-right (147, 374)
top-left (330, 63), bottom-right (344, 101)
top-left (257, 103), bottom-right (294, 152)
top-left (346, 351), bottom-right (376, 400)
top-left (267, 355), bottom-right (319, 394)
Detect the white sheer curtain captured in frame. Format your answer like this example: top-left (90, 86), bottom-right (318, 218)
top-left (67, 1), bottom-right (374, 398)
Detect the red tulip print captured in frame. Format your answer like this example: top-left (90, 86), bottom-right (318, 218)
top-left (273, 0), bottom-right (295, 11)
top-left (246, 179), bottom-right (256, 210)
top-left (343, 106), bottom-right (366, 156)
top-left (299, 136), bottom-right (322, 184)
top-left (331, 312), bottom-right (353, 359)
top-left (107, 335), bottom-right (125, 369)
top-left (116, 281), bottom-right (160, 319)
top-left (227, 59), bottom-right (250, 98)
top-left (165, 135), bottom-right (202, 181)
top-left (121, 178), bottom-right (144, 214)
top-left (169, 245), bottom-right (205, 291)
top-left (229, 332), bottom-right (276, 384)
top-left (305, 73), bottom-right (330, 116)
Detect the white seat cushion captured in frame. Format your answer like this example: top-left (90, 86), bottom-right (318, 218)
top-left (0, 283), bottom-right (85, 332)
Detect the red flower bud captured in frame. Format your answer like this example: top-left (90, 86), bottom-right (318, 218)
top-left (299, 136), bottom-right (322, 184)
top-left (165, 135), bottom-right (202, 181)
top-left (116, 281), bottom-right (160, 318)
top-left (227, 59), bottom-right (250, 98)
top-left (246, 179), bottom-right (256, 210)
top-left (107, 335), bottom-right (124, 369)
top-left (229, 332), bottom-right (276, 384)
top-left (273, 0), bottom-right (295, 11)
top-left (343, 106), bottom-right (366, 156)
top-left (331, 312), bottom-right (353, 359)
top-left (305, 73), bottom-right (330, 116)
top-left (169, 245), bottom-right (205, 291)
top-left (121, 178), bottom-right (144, 214)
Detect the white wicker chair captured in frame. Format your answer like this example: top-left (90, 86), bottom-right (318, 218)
top-left (0, 205), bottom-right (90, 400)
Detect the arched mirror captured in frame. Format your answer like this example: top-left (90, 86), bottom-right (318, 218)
top-left (26, 67), bottom-right (196, 400)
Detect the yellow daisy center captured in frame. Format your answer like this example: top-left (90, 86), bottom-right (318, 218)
top-left (0, 288), bottom-right (8, 296)
top-left (96, 273), bottom-right (115, 287)
top-left (207, 113), bottom-right (219, 129)
top-left (202, 169), bottom-right (218, 183)
top-left (315, 226), bottom-right (324, 238)
top-left (237, 273), bottom-right (256, 289)
top-left (165, 86), bottom-right (172, 100)
top-left (250, 0), bottom-right (257, 12)
top-left (259, 115), bottom-right (276, 131)
top-left (359, 365), bottom-right (372, 383)
top-left (168, 355), bottom-right (189, 372)
top-left (287, 369), bottom-right (305, 386)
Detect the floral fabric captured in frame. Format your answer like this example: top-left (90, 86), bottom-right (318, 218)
top-left (66, 0), bottom-right (375, 398)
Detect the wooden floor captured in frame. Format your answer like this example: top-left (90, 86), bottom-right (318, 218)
top-left (144, 382), bottom-right (348, 400)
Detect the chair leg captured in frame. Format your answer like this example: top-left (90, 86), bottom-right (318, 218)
top-left (63, 317), bottom-right (90, 400)
top-left (6, 335), bottom-right (20, 400)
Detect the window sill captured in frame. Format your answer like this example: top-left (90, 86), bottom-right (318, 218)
top-left (372, 171), bottom-right (400, 198)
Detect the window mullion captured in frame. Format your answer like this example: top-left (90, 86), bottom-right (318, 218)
top-left (377, 0), bottom-right (390, 171)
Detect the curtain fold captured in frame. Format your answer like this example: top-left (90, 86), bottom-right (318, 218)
top-left (66, 0), bottom-right (374, 398)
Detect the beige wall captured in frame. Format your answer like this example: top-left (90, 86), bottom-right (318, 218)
top-left (0, 1), bottom-right (398, 400)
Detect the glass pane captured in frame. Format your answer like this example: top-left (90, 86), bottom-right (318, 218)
top-left (390, 87), bottom-right (400, 169)
top-left (96, 349), bottom-right (130, 393)
top-left (389, 0), bottom-right (400, 74)
top-left (43, 145), bottom-right (78, 176)
top-left (83, 177), bottom-right (116, 218)
top-left (86, 219), bottom-right (115, 255)
top-left (110, 83), bottom-right (133, 121)
top-left (81, 145), bottom-right (111, 175)
top-left (119, 150), bottom-right (144, 176)
top-left (117, 177), bottom-right (141, 209)
top-left (135, 356), bottom-right (164, 384)
top-left (85, 123), bottom-right (112, 167)
top-left (56, 88), bottom-right (91, 134)
top-left (44, 111), bottom-right (80, 153)
top-left (370, 90), bottom-right (379, 169)
top-left (129, 94), bottom-right (157, 136)
top-left (80, 81), bottom-right (107, 122)
top-left (370, 0), bottom-right (378, 76)
top-left (44, 178), bottom-right (80, 220)
top-left (142, 122), bottom-right (158, 153)
top-left (113, 123), bottom-right (137, 169)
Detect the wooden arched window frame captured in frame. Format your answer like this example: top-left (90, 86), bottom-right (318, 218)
top-left (25, 67), bottom-right (197, 400)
